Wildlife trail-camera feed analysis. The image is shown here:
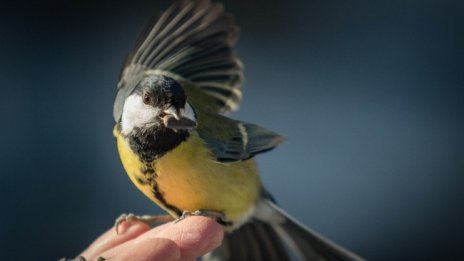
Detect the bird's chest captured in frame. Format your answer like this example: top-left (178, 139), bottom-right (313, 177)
top-left (153, 135), bottom-right (261, 222)
top-left (117, 130), bottom-right (261, 225)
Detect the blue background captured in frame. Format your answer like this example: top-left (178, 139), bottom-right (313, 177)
top-left (1, 0), bottom-right (463, 260)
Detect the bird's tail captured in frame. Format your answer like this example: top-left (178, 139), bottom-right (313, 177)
top-left (203, 199), bottom-right (363, 261)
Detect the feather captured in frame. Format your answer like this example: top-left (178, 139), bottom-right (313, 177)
top-left (114, 0), bottom-right (243, 122)
top-left (195, 112), bottom-right (285, 162)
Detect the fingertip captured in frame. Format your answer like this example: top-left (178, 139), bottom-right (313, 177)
top-left (122, 221), bottom-right (152, 235)
top-left (114, 221), bottom-right (151, 242)
top-left (81, 221), bottom-right (151, 259)
top-left (185, 216), bottom-right (224, 245)
top-left (115, 238), bottom-right (181, 261)
top-left (159, 216), bottom-right (224, 259)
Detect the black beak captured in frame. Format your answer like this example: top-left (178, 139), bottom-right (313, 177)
top-left (161, 107), bottom-right (196, 130)
top-left (163, 115), bottom-right (196, 130)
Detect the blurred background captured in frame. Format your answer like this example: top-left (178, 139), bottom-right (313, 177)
top-left (1, 0), bottom-right (463, 260)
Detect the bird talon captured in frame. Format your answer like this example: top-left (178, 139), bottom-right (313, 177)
top-left (175, 210), bottom-right (195, 223)
top-left (175, 209), bottom-right (230, 225)
top-left (114, 213), bottom-right (174, 234)
top-left (114, 213), bottom-right (134, 234)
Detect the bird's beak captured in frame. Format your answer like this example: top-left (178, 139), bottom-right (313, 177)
top-left (163, 107), bottom-right (181, 120)
top-left (162, 107), bottom-right (196, 130)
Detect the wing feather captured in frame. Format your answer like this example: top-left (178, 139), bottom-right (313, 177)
top-left (196, 112), bottom-right (285, 162)
top-left (114, 0), bottom-right (243, 122)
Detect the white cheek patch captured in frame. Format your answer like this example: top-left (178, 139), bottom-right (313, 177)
top-left (121, 94), bottom-right (160, 135)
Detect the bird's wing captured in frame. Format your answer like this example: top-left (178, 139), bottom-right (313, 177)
top-left (195, 111), bottom-right (285, 162)
top-left (114, 0), bottom-right (243, 122)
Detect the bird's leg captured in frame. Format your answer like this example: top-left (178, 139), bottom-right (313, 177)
top-left (114, 213), bottom-right (174, 234)
top-left (176, 209), bottom-right (232, 226)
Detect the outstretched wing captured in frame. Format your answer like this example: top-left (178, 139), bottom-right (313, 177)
top-left (114, 0), bottom-right (243, 122)
top-left (196, 113), bottom-right (285, 162)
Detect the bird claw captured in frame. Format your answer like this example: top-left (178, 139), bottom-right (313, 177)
top-left (114, 213), bottom-right (174, 234)
top-left (175, 209), bottom-right (231, 225)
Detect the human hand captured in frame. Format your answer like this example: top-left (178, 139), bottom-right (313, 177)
top-left (79, 216), bottom-right (223, 261)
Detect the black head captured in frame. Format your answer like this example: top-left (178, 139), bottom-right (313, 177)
top-left (119, 74), bottom-right (197, 161)
top-left (135, 75), bottom-right (186, 115)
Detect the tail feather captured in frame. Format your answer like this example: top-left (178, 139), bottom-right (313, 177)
top-left (204, 199), bottom-right (363, 261)
top-left (256, 200), bottom-right (364, 261)
top-left (203, 219), bottom-right (290, 261)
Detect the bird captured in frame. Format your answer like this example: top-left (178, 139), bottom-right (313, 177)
top-left (112, 0), bottom-right (363, 260)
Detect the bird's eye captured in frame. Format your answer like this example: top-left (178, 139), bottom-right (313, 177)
top-left (142, 93), bottom-right (151, 105)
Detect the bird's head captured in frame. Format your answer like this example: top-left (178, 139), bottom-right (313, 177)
top-left (120, 75), bottom-right (197, 136)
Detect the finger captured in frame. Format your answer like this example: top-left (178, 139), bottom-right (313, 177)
top-left (81, 221), bottom-right (151, 260)
top-left (137, 216), bottom-right (224, 260)
top-left (103, 237), bottom-right (180, 261)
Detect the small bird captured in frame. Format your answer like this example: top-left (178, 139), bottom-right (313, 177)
top-left (113, 0), bottom-right (363, 260)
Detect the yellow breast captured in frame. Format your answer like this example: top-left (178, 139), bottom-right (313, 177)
top-left (115, 127), bottom-right (261, 227)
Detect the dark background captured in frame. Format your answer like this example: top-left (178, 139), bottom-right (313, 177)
top-left (1, 0), bottom-right (463, 260)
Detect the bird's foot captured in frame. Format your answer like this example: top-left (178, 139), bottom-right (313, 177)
top-left (176, 209), bottom-right (232, 226)
top-left (114, 213), bottom-right (174, 234)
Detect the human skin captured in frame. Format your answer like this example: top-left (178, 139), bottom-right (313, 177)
top-left (80, 216), bottom-right (224, 261)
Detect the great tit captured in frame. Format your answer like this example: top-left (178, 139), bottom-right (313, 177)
top-left (112, 0), bottom-right (363, 260)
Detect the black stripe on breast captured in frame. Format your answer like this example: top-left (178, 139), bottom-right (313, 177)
top-left (140, 163), bottom-right (183, 217)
